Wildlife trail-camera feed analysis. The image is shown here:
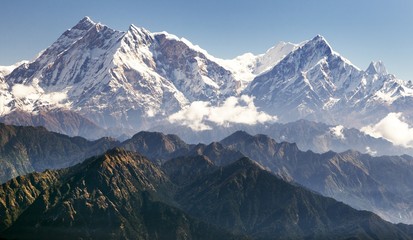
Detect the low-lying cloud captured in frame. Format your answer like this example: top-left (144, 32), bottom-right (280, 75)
top-left (330, 125), bottom-right (345, 139)
top-left (42, 92), bottom-right (68, 104)
top-left (12, 83), bottom-right (68, 105)
top-left (12, 84), bottom-right (37, 99)
top-left (361, 112), bottom-right (413, 148)
top-left (365, 146), bottom-right (378, 156)
top-left (168, 95), bottom-right (277, 131)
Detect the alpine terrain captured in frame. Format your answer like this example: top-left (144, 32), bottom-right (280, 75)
top-left (1, 17), bottom-right (413, 156)
top-left (1, 16), bottom-right (413, 239)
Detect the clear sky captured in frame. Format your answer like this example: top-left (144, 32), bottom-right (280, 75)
top-left (1, 0), bottom-right (412, 80)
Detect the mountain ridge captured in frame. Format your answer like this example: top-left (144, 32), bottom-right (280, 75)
top-left (174, 155), bottom-right (413, 239)
top-left (2, 16), bottom-right (412, 145)
top-left (0, 122), bottom-right (118, 183)
top-left (1, 123), bottom-right (413, 225)
top-left (2, 148), bottom-right (413, 239)
top-left (220, 130), bottom-right (413, 224)
top-left (0, 148), bottom-right (247, 239)
top-left (151, 119), bottom-right (413, 156)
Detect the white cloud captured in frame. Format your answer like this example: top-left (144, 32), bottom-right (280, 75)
top-left (12, 83), bottom-right (67, 105)
top-left (361, 112), bottom-right (413, 148)
top-left (330, 125), bottom-right (345, 139)
top-left (168, 101), bottom-right (213, 131)
top-left (11, 84), bottom-right (38, 98)
top-left (42, 92), bottom-right (67, 104)
top-left (365, 146), bottom-right (377, 156)
top-left (168, 95), bottom-right (277, 131)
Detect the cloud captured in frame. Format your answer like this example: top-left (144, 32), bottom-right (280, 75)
top-left (12, 83), bottom-right (68, 105)
top-left (11, 84), bottom-right (38, 98)
top-left (365, 146), bottom-right (377, 156)
top-left (330, 125), bottom-right (345, 139)
top-left (169, 101), bottom-right (212, 131)
top-left (42, 92), bottom-right (67, 104)
top-left (168, 95), bottom-right (277, 131)
top-left (361, 112), bottom-right (413, 148)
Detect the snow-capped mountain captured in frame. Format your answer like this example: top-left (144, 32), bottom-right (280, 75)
top-left (247, 35), bottom-right (413, 127)
top-left (215, 41), bottom-right (298, 86)
top-left (0, 61), bottom-right (28, 78)
top-left (5, 17), bottom-right (240, 131)
top-left (1, 17), bottom-right (413, 142)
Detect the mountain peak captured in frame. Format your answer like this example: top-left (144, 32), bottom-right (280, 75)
top-left (235, 156), bottom-right (257, 166)
top-left (220, 130), bottom-right (253, 145)
top-left (82, 16), bottom-right (94, 22)
top-left (232, 130), bottom-right (253, 138)
top-left (224, 157), bottom-right (267, 173)
top-left (313, 34), bottom-right (330, 44)
top-left (311, 34), bottom-right (330, 45)
top-left (128, 23), bottom-right (139, 31)
top-left (252, 41), bottom-right (298, 74)
top-left (73, 16), bottom-right (96, 31)
top-left (313, 34), bottom-right (325, 40)
top-left (126, 24), bottom-right (153, 45)
top-left (104, 147), bottom-right (128, 156)
top-left (366, 61), bottom-right (388, 75)
top-left (128, 23), bottom-right (149, 33)
top-left (130, 131), bottom-right (184, 143)
top-left (305, 34), bottom-right (333, 53)
top-left (122, 131), bottom-right (190, 164)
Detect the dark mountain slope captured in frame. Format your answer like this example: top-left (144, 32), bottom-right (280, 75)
top-left (121, 131), bottom-right (191, 165)
top-left (0, 109), bottom-right (107, 138)
top-left (221, 131), bottom-right (413, 224)
top-left (0, 148), bottom-right (246, 240)
top-left (162, 155), bottom-right (218, 186)
top-left (2, 148), bottom-right (413, 239)
top-left (0, 170), bottom-right (62, 231)
top-left (120, 131), bottom-right (245, 166)
top-left (189, 141), bottom-right (245, 166)
top-left (176, 157), bottom-right (413, 239)
top-left (0, 123), bottom-right (118, 183)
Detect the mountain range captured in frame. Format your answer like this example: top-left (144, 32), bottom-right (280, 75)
top-left (247, 36), bottom-right (413, 126)
top-left (0, 148), bottom-right (247, 240)
top-left (220, 131), bottom-right (413, 224)
top-left (0, 123), bottom-right (118, 183)
top-left (1, 17), bottom-right (413, 156)
top-left (1, 16), bottom-right (413, 238)
top-left (151, 119), bottom-right (412, 156)
top-left (1, 123), bottom-right (413, 225)
top-left (2, 147), bottom-right (413, 239)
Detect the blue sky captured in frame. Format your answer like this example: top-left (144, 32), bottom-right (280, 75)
top-left (1, 0), bottom-right (412, 80)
